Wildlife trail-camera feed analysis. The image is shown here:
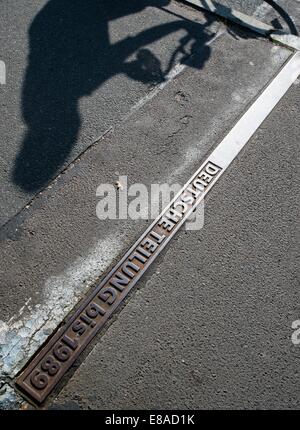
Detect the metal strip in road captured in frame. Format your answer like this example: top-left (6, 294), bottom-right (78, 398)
top-left (181, 0), bottom-right (274, 35)
top-left (16, 52), bottom-right (300, 404)
top-left (181, 0), bottom-right (300, 50)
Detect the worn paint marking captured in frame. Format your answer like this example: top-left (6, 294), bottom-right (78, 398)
top-left (16, 52), bottom-right (300, 404)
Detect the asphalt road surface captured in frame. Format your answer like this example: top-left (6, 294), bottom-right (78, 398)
top-left (222, 0), bottom-right (300, 34)
top-left (1, 1), bottom-right (299, 226)
top-left (51, 81), bottom-right (300, 410)
top-left (0, 0), bottom-right (299, 410)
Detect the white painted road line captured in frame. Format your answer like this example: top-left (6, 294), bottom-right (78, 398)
top-left (181, 0), bottom-right (300, 50)
top-left (210, 52), bottom-right (300, 169)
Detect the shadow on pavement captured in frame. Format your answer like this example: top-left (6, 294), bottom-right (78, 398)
top-left (13, 0), bottom-right (216, 193)
top-left (264, 0), bottom-right (298, 35)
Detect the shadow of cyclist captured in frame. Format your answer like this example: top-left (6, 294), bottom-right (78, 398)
top-left (13, 0), bottom-right (216, 192)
